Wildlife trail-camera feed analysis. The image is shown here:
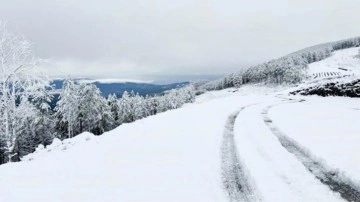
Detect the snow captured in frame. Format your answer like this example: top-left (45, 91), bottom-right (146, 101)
top-left (1, 48), bottom-right (360, 201)
top-left (308, 47), bottom-right (360, 78)
top-left (268, 96), bottom-right (360, 189)
top-left (0, 88), bottom-right (258, 202)
top-left (0, 84), bottom-right (356, 202)
top-left (234, 101), bottom-right (343, 202)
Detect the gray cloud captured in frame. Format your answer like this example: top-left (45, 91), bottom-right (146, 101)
top-left (1, 0), bottom-right (360, 80)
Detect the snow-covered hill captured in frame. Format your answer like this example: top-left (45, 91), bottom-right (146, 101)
top-left (288, 47), bottom-right (360, 97)
top-left (308, 47), bottom-right (360, 79)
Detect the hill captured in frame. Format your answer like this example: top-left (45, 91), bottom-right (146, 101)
top-left (198, 36), bottom-right (360, 91)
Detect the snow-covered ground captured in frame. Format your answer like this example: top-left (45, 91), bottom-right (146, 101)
top-left (0, 88), bottom-right (265, 202)
top-left (269, 96), bottom-right (360, 188)
top-left (1, 48), bottom-right (360, 202)
top-left (1, 84), bottom-right (359, 202)
top-left (308, 47), bottom-right (360, 78)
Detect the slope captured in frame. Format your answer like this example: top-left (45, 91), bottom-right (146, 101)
top-left (308, 47), bottom-right (360, 79)
top-left (0, 89), bottom-right (260, 202)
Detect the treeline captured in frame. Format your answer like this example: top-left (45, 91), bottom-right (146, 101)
top-left (0, 78), bottom-right (196, 164)
top-left (332, 37), bottom-right (360, 51)
top-left (199, 37), bottom-right (360, 91)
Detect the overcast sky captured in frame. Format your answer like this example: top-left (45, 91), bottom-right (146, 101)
top-left (1, 0), bottom-right (360, 80)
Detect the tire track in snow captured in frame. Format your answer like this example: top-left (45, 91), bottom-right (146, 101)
top-left (262, 100), bottom-right (360, 202)
top-left (221, 105), bottom-right (262, 202)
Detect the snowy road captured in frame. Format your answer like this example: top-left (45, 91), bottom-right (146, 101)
top-left (221, 105), bottom-right (261, 202)
top-left (231, 101), bottom-right (344, 202)
top-left (263, 100), bottom-right (360, 201)
top-left (220, 89), bottom-right (357, 201)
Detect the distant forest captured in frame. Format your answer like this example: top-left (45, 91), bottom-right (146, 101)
top-left (198, 37), bottom-right (360, 91)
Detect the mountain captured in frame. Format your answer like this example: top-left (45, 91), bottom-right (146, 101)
top-left (51, 79), bottom-right (189, 97)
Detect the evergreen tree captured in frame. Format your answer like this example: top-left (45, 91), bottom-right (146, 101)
top-left (77, 83), bottom-right (114, 135)
top-left (54, 78), bottom-right (79, 139)
top-left (107, 94), bottom-right (120, 124)
top-left (118, 91), bottom-right (134, 123)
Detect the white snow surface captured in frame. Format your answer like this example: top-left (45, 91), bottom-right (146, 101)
top-left (308, 47), bottom-right (360, 78)
top-left (0, 88), bottom-right (261, 202)
top-left (234, 102), bottom-right (344, 202)
top-left (1, 85), bottom-right (356, 202)
top-left (269, 96), bottom-right (360, 189)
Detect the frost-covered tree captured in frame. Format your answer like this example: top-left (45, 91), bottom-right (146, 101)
top-left (55, 81), bottom-right (115, 137)
top-left (92, 97), bottom-right (115, 135)
top-left (132, 93), bottom-right (148, 120)
top-left (77, 83), bottom-right (101, 133)
top-left (54, 78), bottom-right (79, 139)
top-left (0, 133), bottom-right (6, 164)
top-left (77, 83), bottom-right (114, 135)
top-left (155, 85), bottom-right (195, 112)
top-left (179, 84), bottom-right (196, 103)
top-left (155, 95), bottom-right (168, 113)
top-left (118, 91), bottom-right (133, 123)
top-left (12, 99), bottom-right (38, 161)
top-left (32, 87), bottom-right (55, 147)
top-left (117, 91), bottom-right (147, 123)
top-left (164, 89), bottom-right (182, 109)
top-left (0, 22), bottom-right (51, 162)
top-left (145, 95), bottom-right (158, 116)
top-left (11, 80), bottom-right (54, 161)
top-left (333, 37), bottom-right (360, 51)
top-left (107, 93), bottom-right (120, 124)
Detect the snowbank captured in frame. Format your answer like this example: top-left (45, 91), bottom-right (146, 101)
top-left (22, 132), bottom-right (96, 162)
